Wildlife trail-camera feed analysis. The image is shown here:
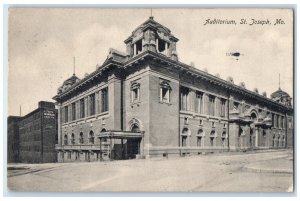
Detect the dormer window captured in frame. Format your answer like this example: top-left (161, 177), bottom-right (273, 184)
top-left (157, 38), bottom-right (169, 55)
top-left (133, 39), bottom-right (143, 56)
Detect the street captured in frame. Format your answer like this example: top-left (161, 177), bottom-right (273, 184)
top-left (7, 149), bottom-right (293, 192)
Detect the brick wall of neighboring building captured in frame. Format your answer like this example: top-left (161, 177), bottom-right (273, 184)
top-left (7, 116), bottom-right (22, 163)
top-left (16, 101), bottom-right (58, 163)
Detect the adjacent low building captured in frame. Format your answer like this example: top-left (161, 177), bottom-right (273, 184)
top-left (53, 16), bottom-right (293, 162)
top-left (7, 101), bottom-right (58, 163)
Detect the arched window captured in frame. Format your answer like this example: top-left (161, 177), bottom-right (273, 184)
top-left (101, 128), bottom-right (107, 142)
top-left (89, 131), bottom-right (94, 144)
top-left (251, 112), bottom-right (257, 121)
top-left (79, 132), bottom-right (84, 144)
top-left (197, 129), bottom-right (204, 147)
top-left (181, 128), bottom-right (189, 147)
top-left (64, 134), bottom-right (68, 145)
top-left (221, 131), bottom-right (226, 147)
top-left (131, 124), bottom-right (140, 132)
top-left (71, 133), bottom-right (75, 145)
top-left (210, 130), bottom-right (216, 147)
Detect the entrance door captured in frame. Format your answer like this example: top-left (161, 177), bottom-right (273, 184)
top-left (127, 139), bottom-right (140, 159)
top-left (127, 124), bottom-right (141, 159)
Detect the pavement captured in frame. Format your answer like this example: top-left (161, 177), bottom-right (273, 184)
top-left (6, 149), bottom-right (294, 193)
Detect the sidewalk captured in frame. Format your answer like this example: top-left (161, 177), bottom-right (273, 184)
top-left (243, 157), bottom-right (293, 174)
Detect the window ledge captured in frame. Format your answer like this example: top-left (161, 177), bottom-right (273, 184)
top-left (62, 112), bottom-right (109, 126)
top-left (131, 101), bottom-right (141, 107)
top-left (159, 101), bottom-right (171, 105)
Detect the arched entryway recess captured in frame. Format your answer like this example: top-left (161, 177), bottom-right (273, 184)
top-left (126, 118), bottom-right (143, 159)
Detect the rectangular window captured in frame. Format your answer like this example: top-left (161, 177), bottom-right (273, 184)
top-left (64, 106), bottom-right (68, 123)
top-left (161, 87), bottom-right (170, 103)
top-left (220, 99), bottom-right (226, 117)
top-left (101, 87), bottom-right (109, 113)
top-left (195, 91), bottom-right (203, 113)
top-left (72, 102), bottom-right (76, 121)
top-left (210, 137), bottom-right (214, 147)
top-left (80, 99), bottom-right (85, 118)
top-left (131, 82), bottom-right (140, 102)
top-left (159, 80), bottom-right (171, 103)
top-left (209, 95), bottom-right (216, 116)
top-left (180, 87), bottom-right (189, 111)
top-left (197, 137), bottom-right (202, 147)
top-left (89, 93), bottom-right (95, 116)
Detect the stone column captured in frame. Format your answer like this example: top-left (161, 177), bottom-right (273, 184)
top-left (228, 122), bottom-right (239, 151)
top-left (57, 103), bottom-right (62, 145)
top-left (165, 42), bottom-right (168, 55)
top-left (255, 128), bottom-right (259, 147)
top-left (204, 93), bottom-right (210, 115)
top-left (133, 44), bottom-right (137, 56)
top-left (95, 91), bottom-right (99, 114)
top-left (84, 97), bottom-right (88, 117)
top-left (215, 97), bottom-right (220, 117)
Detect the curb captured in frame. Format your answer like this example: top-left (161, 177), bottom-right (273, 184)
top-left (243, 166), bottom-right (293, 174)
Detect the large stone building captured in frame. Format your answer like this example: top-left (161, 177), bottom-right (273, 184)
top-left (53, 17), bottom-right (293, 162)
top-left (7, 101), bottom-right (58, 163)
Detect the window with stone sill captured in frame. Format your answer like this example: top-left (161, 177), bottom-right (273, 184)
top-left (159, 80), bottom-right (171, 103)
top-left (89, 131), bottom-right (95, 144)
top-left (184, 117), bottom-right (188, 124)
top-left (64, 134), bottom-right (68, 145)
top-left (79, 132), bottom-right (84, 144)
top-left (71, 133), bottom-right (75, 145)
top-left (131, 82), bottom-right (140, 103)
top-left (199, 119), bottom-right (203, 125)
top-left (212, 121), bottom-right (215, 128)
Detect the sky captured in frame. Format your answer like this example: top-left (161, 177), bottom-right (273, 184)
top-left (8, 8), bottom-right (293, 116)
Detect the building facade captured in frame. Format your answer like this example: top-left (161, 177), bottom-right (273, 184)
top-left (8, 101), bottom-right (58, 163)
top-left (7, 116), bottom-right (22, 163)
top-left (54, 17), bottom-right (293, 162)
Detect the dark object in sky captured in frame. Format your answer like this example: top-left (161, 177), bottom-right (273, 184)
top-left (232, 52), bottom-right (240, 57)
top-left (226, 52), bottom-right (243, 61)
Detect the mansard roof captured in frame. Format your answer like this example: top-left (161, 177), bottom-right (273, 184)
top-left (271, 88), bottom-right (291, 98)
top-left (124, 16), bottom-right (179, 43)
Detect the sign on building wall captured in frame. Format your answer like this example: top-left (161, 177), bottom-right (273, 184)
top-left (44, 110), bottom-right (55, 119)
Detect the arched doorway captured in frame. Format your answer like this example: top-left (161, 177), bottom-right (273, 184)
top-left (127, 124), bottom-right (141, 159)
